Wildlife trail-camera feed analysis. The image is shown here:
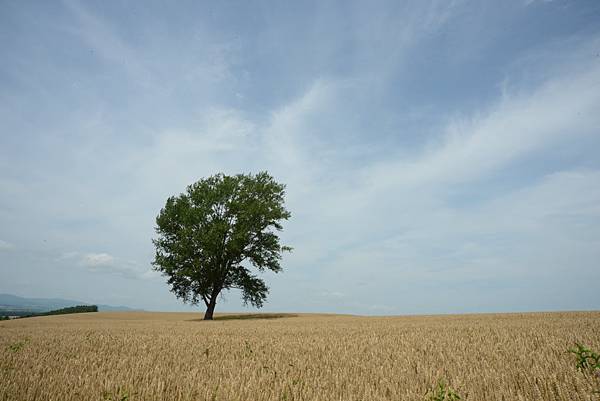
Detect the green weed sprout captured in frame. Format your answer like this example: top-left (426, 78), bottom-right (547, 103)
top-left (426, 380), bottom-right (462, 401)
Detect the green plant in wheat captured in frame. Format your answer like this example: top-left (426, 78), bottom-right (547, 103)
top-left (570, 343), bottom-right (600, 371)
top-left (426, 380), bottom-right (461, 401)
top-left (102, 387), bottom-right (133, 401)
top-left (7, 339), bottom-right (29, 353)
top-left (569, 343), bottom-right (600, 395)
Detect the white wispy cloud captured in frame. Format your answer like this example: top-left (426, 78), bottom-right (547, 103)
top-left (62, 0), bottom-right (153, 85)
top-left (256, 35), bottom-right (600, 313)
top-left (0, 240), bottom-right (14, 251)
top-left (59, 251), bottom-right (157, 280)
top-left (364, 60), bottom-right (600, 191)
top-left (81, 252), bottom-right (114, 267)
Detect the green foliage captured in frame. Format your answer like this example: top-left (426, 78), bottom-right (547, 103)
top-left (569, 343), bottom-right (600, 397)
top-left (0, 315), bottom-right (9, 321)
top-left (7, 339), bottom-right (29, 353)
top-left (102, 387), bottom-right (133, 401)
top-left (152, 172), bottom-right (291, 319)
top-left (0, 310), bottom-right (35, 317)
top-left (39, 305), bottom-right (98, 316)
top-left (426, 380), bottom-right (462, 401)
top-left (20, 305), bottom-right (98, 319)
top-left (569, 343), bottom-right (600, 371)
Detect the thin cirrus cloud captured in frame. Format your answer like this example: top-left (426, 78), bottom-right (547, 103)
top-left (0, 240), bottom-right (14, 251)
top-left (59, 251), bottom-right (158, 281)
top-left (81, 252), bottom-right (114, 267)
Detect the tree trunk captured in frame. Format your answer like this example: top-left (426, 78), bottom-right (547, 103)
top-left (203, 290), bottom-right (219, 320)
top-left (203, 299), bottom-right (216, 320)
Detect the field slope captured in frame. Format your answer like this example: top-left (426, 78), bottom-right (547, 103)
top-left (1, 311), bottom-right (599, 400)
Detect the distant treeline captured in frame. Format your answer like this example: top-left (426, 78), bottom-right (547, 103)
top-left (4, 305), bottom-right (98, 319)
top-left (1, 310), bottom-right (45, 317)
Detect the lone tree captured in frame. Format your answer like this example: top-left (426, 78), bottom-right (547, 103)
top-left (152, 172), bottom-right (292, 320)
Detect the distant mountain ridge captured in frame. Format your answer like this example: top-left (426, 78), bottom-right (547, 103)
top-left (0, 293), bottom-right (138, 314)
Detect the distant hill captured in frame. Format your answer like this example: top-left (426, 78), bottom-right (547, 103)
top-left (0, 293), bottom-right (138, 315)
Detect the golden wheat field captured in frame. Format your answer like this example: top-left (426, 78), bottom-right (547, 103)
top-left (1, 311), bottom-right (599, 401)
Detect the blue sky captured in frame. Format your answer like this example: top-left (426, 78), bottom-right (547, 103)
top-left (1, 0), bottom-right (599, 314)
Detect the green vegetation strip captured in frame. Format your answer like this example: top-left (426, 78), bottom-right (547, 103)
top-left (19, 305), bottom-right (98, 319)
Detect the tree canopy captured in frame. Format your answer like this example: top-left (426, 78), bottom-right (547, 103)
top-left (152, 172), bottom-right (292, 320)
